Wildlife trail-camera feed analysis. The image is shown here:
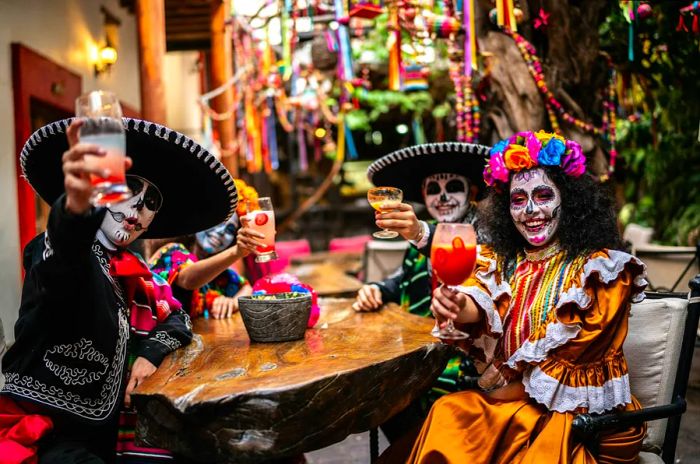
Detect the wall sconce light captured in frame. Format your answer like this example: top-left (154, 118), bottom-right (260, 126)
top-left (95, 6), bottom-right (121, 76)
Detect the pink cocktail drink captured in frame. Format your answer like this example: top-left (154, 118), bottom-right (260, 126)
top-left (247, 209), bottom-right (277, 262)
top-left (76, 92), bottom-right (132, 206)
top-left (81, 133), bottom-right (128, 202)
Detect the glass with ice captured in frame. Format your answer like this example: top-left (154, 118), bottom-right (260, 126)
top-left (75, 90), bottom-right (131, 206)
top-left (246, 197), bottom-right (278, 263)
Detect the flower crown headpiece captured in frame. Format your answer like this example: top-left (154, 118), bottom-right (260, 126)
top-left (483, 130), bottom-right (587, 186)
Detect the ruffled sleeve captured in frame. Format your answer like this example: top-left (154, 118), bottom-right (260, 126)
top-left (148, 243), bottom-right (197, 286)
top-left (516, 249), bottom-right (647, 414)
top-left (454, 245), bottom-right (510, 362)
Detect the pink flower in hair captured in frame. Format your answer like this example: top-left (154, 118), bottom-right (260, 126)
top-left (562, 140), bottom-right (586, 177)
top-left (486, 151), bottom-right (510, 185)
top-left (515, 131), bottom-right (542, 163)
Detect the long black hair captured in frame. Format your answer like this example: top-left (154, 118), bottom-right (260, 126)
top-left (479, 166), bottom-right (623, 261)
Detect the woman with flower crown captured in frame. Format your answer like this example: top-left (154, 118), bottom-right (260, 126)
top-left (408, 131), bottom-right (648, 463)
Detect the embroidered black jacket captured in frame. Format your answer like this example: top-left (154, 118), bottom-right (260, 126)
top-left (1, 196), bottom-right (192, 425)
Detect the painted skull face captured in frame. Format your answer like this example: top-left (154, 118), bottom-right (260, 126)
top-left (509, 168), bottom-right (561, 247)
top-left (195, 214), bottom-right (239, 256)
top-left (422, 173), bottom-right (470, 223)
top-left (99, 175), bottom-right (163, 247)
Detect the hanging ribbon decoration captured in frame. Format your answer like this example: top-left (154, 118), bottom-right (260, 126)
top-left (336, 112), bottom-right (346, 163)
top-left (281, 0), bottom-right (293, 80)
top-left (463, 0), bottom-right (477, 77)
top-left (297, 121), bottom-right (308, 172)
top-left (496, 0), bottom-right (517, 32)
top-left (388, 4), bottom-right (402, 90)
top-left (266, 96), bottom-right (280, 170)
top-left (335, 0), bottom-right (354, 81)
top-left (344, 123), bottom-right (358, 160)
top-left (620, 1), bottom-right (635, 61)
top-left (412, 115), bottom-right (426, 145)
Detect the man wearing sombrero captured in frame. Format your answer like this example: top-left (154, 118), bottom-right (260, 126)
top-left (0, 118), bottom-right (238, 463)
top-left (353, 141), bottom-right (490, 445)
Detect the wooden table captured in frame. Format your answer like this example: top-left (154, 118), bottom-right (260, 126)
top-left (132, 299), bottom-right (453, 463)
top-left (290, 251), bottom-right (363, 274)
top-left (285, 254), bottom-right (364, 297)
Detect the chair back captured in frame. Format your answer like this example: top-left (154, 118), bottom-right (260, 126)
top-left (623, 276), bottom-right (700, 462)
top-left (624, 295), bottom-right (687, 452)
top-left (363, 240), bottom-right (409, 283)
top-left (623, 223), bottom-right (654, 250)
top-left (328, 235), bottom-right (372, 254)
top-left (244, 239), bottom-right (312, 282)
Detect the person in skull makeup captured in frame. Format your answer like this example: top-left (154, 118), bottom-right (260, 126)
top-left (407, 131), bottom-right (648, 463)
top-left (148, 189), bottom-right (264, 320)
top-left (0, 118), bottom-right (238, 463)
top-left (353, 142), bottom-right (489, 446)
top-left (355, 142), bottom-right (490, 316)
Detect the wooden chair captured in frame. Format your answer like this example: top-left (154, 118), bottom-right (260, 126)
top-left (572, 274), bottom-right (700, 464)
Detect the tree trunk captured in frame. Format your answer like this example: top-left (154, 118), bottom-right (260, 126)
top-left (476, 0), bottom-right (611, 173)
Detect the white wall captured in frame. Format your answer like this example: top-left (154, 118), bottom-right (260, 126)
top-left (0, 0), bottom-right (141, 345)
top-left (164, 51), bottom-right (203, 140)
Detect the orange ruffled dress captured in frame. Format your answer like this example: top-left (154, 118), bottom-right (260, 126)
top-left (408, 246), bottom-right (648, 464)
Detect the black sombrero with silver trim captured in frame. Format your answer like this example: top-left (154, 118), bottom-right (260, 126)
top-left (367, 142), bottom-right (491, 203)
top-left (20, 117), bottom-right (238, 239)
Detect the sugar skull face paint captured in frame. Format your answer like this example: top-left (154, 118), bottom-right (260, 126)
top-left (422, 173), bottom-right (470, 223)
top-left (509, 168), bottom-right (561, 247)
top-left (195, 214), bottom-right (239, 256)
top-left (99, 175), bottom-right (162, 247)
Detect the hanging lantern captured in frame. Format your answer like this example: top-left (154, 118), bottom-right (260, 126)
top-left (349, 0), bottom-right (384, 20)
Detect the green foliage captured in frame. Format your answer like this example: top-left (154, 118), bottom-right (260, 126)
top-left (601, 4), bottom-right (700, 245)
top-left (356, 89), bottom-right (434, 120)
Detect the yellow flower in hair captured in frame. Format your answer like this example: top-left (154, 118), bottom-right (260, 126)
top-left (234, 179), bottom-right (259, 217)
top-left (534, 130), bottom-right (565, 145)
top-left (504, 144), bottom-right (536, 171)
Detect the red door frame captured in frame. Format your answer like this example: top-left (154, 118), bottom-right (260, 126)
top-left (12, 43), bottom-right (82, 258)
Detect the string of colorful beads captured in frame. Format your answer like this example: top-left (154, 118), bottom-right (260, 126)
top-left (506, 29), bottom-right (600, 134)
top-left (503, 28), bottom-right (618, 178)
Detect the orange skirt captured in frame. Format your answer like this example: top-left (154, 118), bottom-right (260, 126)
top-left (408, 390), bottom-right (645, 464)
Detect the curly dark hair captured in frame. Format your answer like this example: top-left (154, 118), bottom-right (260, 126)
top-left (479, 166), bottom-right (623, 262)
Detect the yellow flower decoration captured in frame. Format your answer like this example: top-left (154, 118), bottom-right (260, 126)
top-left (234, 179), bottom-right (259, 217)
top-left (534, 130), bottom-right (565, 145)
top-left (504, 144), bottom-right (536, 171)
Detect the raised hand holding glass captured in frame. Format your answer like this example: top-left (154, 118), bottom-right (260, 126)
top-left (75, 90), bottom-right (131, 206)
top-left (245, 197), bottom-right (278, 263)
top-left (367, 187), bottom-right (403, 239)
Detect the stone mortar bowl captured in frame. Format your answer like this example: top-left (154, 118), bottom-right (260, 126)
top-left (238, 292), bottom-right (312, 342)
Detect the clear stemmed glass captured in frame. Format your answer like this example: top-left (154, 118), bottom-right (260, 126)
top-left (75, 90), bottom-right (131, 206)
top-left (430, 223), bottom-right (477, 340)
top-left (367, 187), bottom-right (403, 239)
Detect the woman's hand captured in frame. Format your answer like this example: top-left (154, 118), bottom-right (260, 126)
top-left (374, 202), bottom-right (423, 242)
top-left (63, 120), bottom-right (132, 215)
top-left (123, 356), bottom-right (157, 408)
top-left (211, 295), bottom-right (239, 319)
top-left (430, 285), bottom-right (467, 329)
top-left (235, 223), bottom-right (265, 257)
top-left (352, 284), bottom-right (383, 312)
